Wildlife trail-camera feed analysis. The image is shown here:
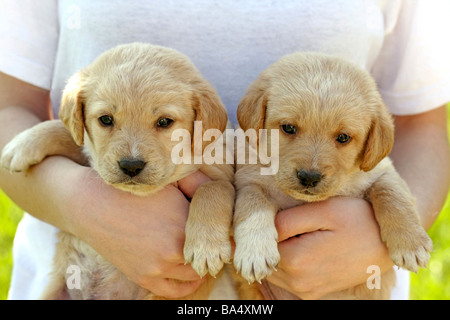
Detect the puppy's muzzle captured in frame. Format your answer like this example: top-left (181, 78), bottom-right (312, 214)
top-left (119, 158), bottom-right (146, 177)
top-left (297, 169), bottom-right (322, 188)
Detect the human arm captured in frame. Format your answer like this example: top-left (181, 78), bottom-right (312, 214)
top-left (0, 72), bottom-right (206, 298)
top-left (390, 105), bottom-right (450, 229)
top-left (267, 105), bottom-right (449, 299)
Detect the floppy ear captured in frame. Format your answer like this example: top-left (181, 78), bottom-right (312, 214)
top-left (360, 104), bottom-right (394, 172)
top-left (237, 84), bottom-right (267, 132)
top-left (59, 72), bottom-right (86, 146)
top-left (193, 85), bottom-right (228, 133)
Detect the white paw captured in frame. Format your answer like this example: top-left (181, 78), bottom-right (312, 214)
top-left (1, 128), bottom-right (46, 172)
top-left (184, 229), bottom-right (231, 278)
top-left (233, 223), bottom-right (280, 284)
top-left (385, 228), bottom-right (433, 273)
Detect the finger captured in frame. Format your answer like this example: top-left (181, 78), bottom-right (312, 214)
top-left (177, 170), bottom-right (211, 199)
top-left (167, 263), bottom-right (208, 281)
top-left (147, 277), bottom-right (206, 298)
top-left (277, 229), bottom-right (332, 265)
top-left (275, 201), bottom-right (330, 242)
top-left (265, 272), bottom-right (295, 296)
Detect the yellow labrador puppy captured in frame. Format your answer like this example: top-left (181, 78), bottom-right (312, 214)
top-left (233, 52), bottom-right (433, 299)
top-left (1, 43), bottom-right (235, 299)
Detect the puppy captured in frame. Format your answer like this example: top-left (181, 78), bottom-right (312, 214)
top-left (233, 52), bottom-right (433, 299)
top-left (1, 43), bottom-right (235, 299)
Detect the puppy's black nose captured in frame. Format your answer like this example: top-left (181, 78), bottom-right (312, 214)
top-left (119, 159), bottom-right (146, 177)
top-left (297, 169), bottom-right (322, 188)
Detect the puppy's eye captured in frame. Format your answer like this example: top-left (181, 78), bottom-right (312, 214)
top-left (99, 115), bottom-right (114, 127)
top-left (157, 117), bottom-right (174, 128)
top-left (336, 133), bottom-right (351, 144)
top-left (281, 124), bottom-right (297, 135)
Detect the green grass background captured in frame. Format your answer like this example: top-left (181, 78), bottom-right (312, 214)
top-left (0, 189), bottom-right (23, 300)
top-left (0, 105), bottom-right (449, 300)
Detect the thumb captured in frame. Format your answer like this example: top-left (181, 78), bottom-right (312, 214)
top-left (177, 170), bottom-right (211, 199)
top-left (275, 201), bottom-right (331, 242)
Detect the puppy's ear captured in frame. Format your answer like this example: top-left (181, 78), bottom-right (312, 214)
top-left (360, 104), bottom-right (394, 171)
top-left (237, 85), bottom-right (267, 132)
top-left (59, 71), bottom-right (86, 146)
top-left (193, 85), bottom-right (228, 133)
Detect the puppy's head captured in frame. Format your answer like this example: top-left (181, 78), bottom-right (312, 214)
top-left (238, 53), bottom-right (394, 201)
top-left (60, 43), bottom-right (227, 195)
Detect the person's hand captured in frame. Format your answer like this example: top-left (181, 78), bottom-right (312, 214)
top-left (267, 197), bottom-right (394, 300)
top-left (70, 167), bottom-right (211, 298)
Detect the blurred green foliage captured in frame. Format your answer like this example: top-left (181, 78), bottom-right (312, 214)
top-left (410, 195), bottom-right (450, 299)
top-left (0, 190), bottom-right (23, 300)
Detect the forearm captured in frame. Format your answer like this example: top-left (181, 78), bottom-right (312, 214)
top-left (0, 106), bottom-right (43, 144)
top-left (0, 106), bottom-right (86, 234)
top-left (0, 158), bottom-right (89, 237)
top-left (390, 105), bottom-right (450, 229)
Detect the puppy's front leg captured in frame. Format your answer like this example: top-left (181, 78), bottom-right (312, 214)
top-left (184, 179), bottom-right (235, 278)
top-left (233, 184), bottom-right (279, 284)
top-left (367, 164), bottom-right (433, 273)
top-left (1, 120), bottom-right (86, 172)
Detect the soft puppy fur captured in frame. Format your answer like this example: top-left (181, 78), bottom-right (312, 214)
top-left (1, 43), bottom-right (235, 299)
top-left (233, 52), bottom-right (433, 299)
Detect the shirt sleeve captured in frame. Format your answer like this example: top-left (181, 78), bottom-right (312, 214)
top-left (371, 0), bottom-right (450, 115)
top-left (0, 0), bottom-right (58, 90)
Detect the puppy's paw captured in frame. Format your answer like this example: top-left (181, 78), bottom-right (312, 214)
top-left (183, 228), bottom-right (231, 278)
top-left (384, 227), bottom-right (433, 273)
top-left (233, 224), bottom-right (280, 284)
top-left (1, 128), bottom-right (47, 172)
